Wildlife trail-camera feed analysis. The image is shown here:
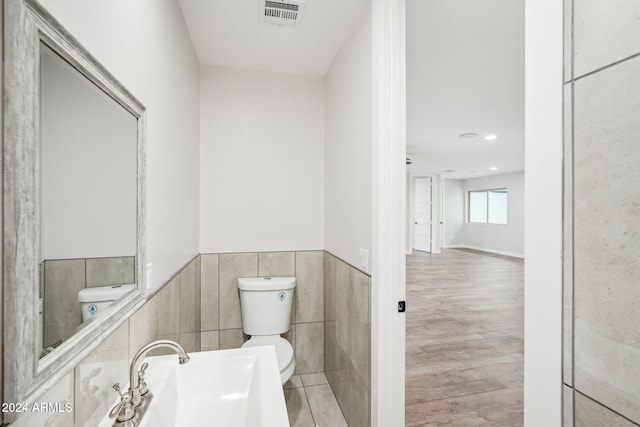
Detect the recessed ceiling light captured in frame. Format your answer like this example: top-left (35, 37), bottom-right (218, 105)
top-left (459, 133), bottom-right (478, 139)
top-left (490, 167), bottom-right (497, 171)
top-left (484, 134), bottom-right (497, 141)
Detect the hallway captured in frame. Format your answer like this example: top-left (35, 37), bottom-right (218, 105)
top-left (405, 249), bottom-right (524, 426)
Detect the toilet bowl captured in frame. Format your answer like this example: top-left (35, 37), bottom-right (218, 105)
top-left (242, 336), bottom-right (295, 384)
top-left (78, 284), bottom-right (136, 322)
top-left (238, 277), bottom-right (296, 384)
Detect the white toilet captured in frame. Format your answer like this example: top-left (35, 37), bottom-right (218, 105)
top-left (78, 284), bottom-right (136, 322)
top-left (238, 277), bottom-right (296, 384)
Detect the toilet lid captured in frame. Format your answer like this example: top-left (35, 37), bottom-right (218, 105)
top-left (242, 336), bottom-right (293, 372)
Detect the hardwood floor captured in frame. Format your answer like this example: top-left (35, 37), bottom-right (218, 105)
top-left (405, 249), bottom-right (524, 427)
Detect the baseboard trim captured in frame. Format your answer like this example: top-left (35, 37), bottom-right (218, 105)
top-left (443, 245), bottom-right (524, 259)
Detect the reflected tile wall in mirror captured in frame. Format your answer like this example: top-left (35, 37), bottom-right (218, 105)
top-left (42, 256), bottom-right (135, 355)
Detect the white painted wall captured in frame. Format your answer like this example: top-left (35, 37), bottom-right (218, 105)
top-left (443, 179), bottom-right (465, 247)
top-left (199, 66), bottom-right (325, 253)
top-left (324, 7), bottom-right (372, 271)
top-left (524, 0), bottom-right (563, 424)
top-left (40, 45), bottom-right (137, 260)
top-left (442, 172), bottom-right (524, 257)
top-left (38, 0), bottom-right (201, 290)
top-left (463, 172), bottom-right (524, 257)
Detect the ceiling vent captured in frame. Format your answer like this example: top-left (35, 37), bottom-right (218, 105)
top-left (262, 0), bottom-right (306, 27)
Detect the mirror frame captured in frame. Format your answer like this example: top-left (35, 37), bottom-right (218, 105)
top-left (3, 0), bottom-right (147, 418)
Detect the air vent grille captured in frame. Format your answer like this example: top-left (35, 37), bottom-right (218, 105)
top-left (263, 0), bottom-right (305, 27)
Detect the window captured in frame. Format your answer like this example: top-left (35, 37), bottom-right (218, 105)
top-left (468, 188), bottom-right (508, 224)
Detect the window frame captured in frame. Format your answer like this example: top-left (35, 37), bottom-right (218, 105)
top-left (467, 187), bottom-right (508, 225)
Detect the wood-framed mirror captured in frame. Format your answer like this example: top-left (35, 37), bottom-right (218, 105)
top-left (3, 0), bottom-right (147, 419)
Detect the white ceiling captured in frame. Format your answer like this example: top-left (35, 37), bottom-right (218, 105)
top-left (406, 0), bottom-right (524, 179)
top-left (177, 0), bottom-right (367, 76)
top-left (178, 0), bottom-right (524, 180)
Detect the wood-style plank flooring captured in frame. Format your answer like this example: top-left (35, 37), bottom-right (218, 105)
top-left (405, 249), bottom-right (524, 426)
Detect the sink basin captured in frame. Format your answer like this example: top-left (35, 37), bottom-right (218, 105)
top-left (100, 346), bottom-right (289, 427)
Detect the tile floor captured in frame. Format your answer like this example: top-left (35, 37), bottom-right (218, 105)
top-left (284, 372), bottom-right (348, 427)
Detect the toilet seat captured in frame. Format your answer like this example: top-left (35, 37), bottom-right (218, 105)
top-left (242, 336), bottom-right (295, 383)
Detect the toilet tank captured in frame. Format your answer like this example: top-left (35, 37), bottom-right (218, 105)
top-left (238, 277), bottom-right (296, 336)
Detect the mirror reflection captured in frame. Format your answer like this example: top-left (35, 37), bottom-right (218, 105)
top-left (39, 42), bottom-right (138, 357)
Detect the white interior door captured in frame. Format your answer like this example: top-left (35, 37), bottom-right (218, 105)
top-left (414, 177), bottom-right (432, 252)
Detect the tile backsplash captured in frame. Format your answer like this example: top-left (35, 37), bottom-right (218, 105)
top-left (200, 251), bottom-right (325, 375)
top-left (324, 252), bottom-right (371, 427)
top-left (12, 249), bottom-right (343, 426)
top-left (13, 255), bottom-right (199, 427)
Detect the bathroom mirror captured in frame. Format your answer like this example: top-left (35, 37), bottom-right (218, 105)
top-left (3, 0), bottom-right (147, 418)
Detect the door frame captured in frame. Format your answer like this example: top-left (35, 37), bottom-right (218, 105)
top-left (371, 0), bottom-right (407, 425)
top-left (371, 0), bottom-right (563, 426)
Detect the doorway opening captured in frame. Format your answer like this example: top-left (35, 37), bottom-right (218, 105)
top-left (404, 0), bottom-right (525, 424)
top-left (412, 177), bottom-right (432, 253)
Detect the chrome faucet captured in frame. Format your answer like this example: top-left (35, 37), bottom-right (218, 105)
top-left (109, 340), bottom-right (190, 426)
top-left (129, 340), bottom-right (190, 407)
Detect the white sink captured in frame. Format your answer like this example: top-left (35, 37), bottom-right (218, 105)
top-left (100, 346), bottom-right (289, 427)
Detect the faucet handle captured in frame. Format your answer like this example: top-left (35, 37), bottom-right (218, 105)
top-left (109, 384), bottom-right (135, 422)
top-left (137, 362), bottom-right (149, 396)
top-left (139, 362), bottom-right (149, 377)
top-left (112, 382), bottom-right (124, 397)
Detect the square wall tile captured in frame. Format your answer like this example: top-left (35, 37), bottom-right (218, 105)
top-left (75, 321), bottom-right (129, 427)
top-left (157, 277), bottom-right (180, 335)
top-left (200, 254), bottom-right (219, 331)
top-left (350, 268), bottom-right (370, 387)
top-left (219, 328), bottom-right (248, 350)
top-left (129, 296), bottom-right (159, 360)
top-left (43, 259), bottom-right (85, 349)
top-left (179, 259), bottom-right (200, 333)
top-left (575, 392), bottom-right (636, 427)
top-left (573, 55), bottom-right (640, 422)
top-left (12, 370), bottom-right (74, 427)
top-left (153, 334), bottom-right (180, 356)
top-left (325, 337), bottom-right (350, 420)
top-left (201, 330), bottom-right (220, 351)
top-left (259, 251), bottom-right (295, 276)
top-left (324, 252), bottom-right (337, 323)
top-left (335, 259), bottom-right (350, 354)
top-left (574, 0), bottom-right (640, 77)
top-left (295, 251), bottom-right (324, 324)
top-left (86, 256), bottom-right (135, 287)
top-left (219, 253), bottom-right (257, 330)
top-left (296, 322), bottom-right (324, 374)
top-left (179, 332), bottom-right (201, 353)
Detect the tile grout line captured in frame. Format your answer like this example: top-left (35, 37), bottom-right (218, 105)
top-left (300, 384), bottom-right (319, 427)
top-left (574, 51), bottom-right (640, 82)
